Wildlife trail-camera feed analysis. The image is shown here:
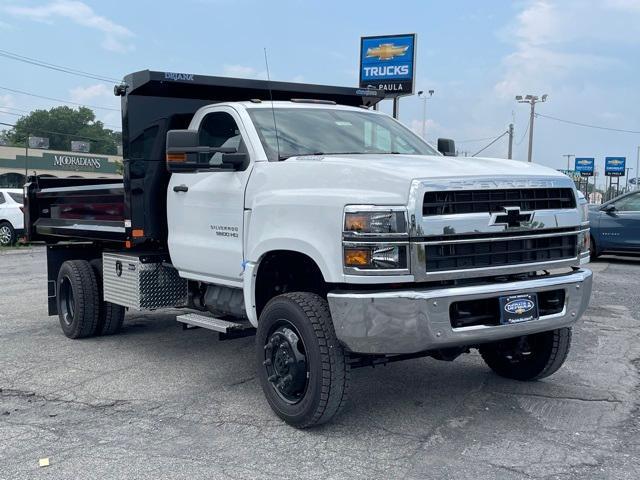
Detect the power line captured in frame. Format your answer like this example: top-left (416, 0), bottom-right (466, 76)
top-left (0, 105), bottom-right (31, 114)
top-left (457, 134), bottom-right (504, 144)
top-left (0, 86), bottom-right (119, 112)
top-left (0, 48), bottom-right (120, 84)
top-left (471, 130), bottom-right (509, 157)
top-left (535, 112), bottom-right (640, 134)
top-left (0, 121), bottom-right (120, 143)
top-left (515, 119), bottom-right (530, 146)
top-left (0, 104), bottom-right (120, 130)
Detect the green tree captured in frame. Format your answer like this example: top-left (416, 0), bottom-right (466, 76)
top-left (0, 106), bottom-right (121, 155)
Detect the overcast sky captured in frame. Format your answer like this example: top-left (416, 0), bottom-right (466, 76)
top-left (1, 0), bottom-right (639, 183)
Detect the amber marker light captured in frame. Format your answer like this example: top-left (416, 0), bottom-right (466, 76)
top-left (166, 153), bottom-right (187, 163)
top-left (344, 247), bottom-right (371, 267)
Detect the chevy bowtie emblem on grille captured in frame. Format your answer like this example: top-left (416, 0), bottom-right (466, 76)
top-left (490, 207), bottom-right (533, 228)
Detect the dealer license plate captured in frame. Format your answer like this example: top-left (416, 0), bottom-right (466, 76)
top-left (499, 293), bottom-right (539, 325)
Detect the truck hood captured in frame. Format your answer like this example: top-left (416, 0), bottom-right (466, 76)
top-left (282, 154), bottom-right (567, 201)
top-left (289, 153), bottom-right (565, 180)
top-left (248, 153), bottom-right (570, 210)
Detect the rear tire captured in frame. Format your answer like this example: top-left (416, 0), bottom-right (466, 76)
top-left (256, 292), bottom-right (350, 428)
top-left (56, 260), bottom-right (100, 338)
top-left (479, 328), bottom-right (572, 381)
top-left (90, 258), bottom-right (125, 335)
top-left (0, 221), bottom-right (16, 246)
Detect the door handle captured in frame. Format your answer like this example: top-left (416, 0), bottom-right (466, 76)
top-left (173, 184), bottom-right (188, 193)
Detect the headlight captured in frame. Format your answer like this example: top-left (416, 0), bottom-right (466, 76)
top-left (343, 243), bottom-right (408, 270)
top-left (577, 230), bottom-right (590, 254)
top-left (343, 207), bottom-right (407, 237)
top-left (580, 203), bottom-right (589, 223)
top-left (576, 192), bottom-right (589, 223)
top-left (342, 206), bottom-right (410, 275)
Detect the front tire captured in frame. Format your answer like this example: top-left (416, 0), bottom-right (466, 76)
top-left (56, 260), bottom-right (100, 338)
top-left (256, 292), bottom-right (350, 428)
top-left (589, 235), bottom-right (599, 259)
top-left (479, 328), bottom-right (572, 381)
top-left (0, 221), bottom-right (16, 246)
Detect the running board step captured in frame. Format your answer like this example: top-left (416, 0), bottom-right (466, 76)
top-left (176, 313), bottom-right (255, 339)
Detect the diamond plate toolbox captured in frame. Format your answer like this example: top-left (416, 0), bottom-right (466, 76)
top-left (103, 252), bottom-right (188, 310)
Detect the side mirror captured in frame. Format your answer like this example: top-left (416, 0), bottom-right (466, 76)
top-left (166, 129), bottom-right (241, 172)
top-left (221, 152), bottom-right (247, 169)
top-left (437, 138), bottom-right (456, 156)
top-left (166, 129), bottom-right (205, 172)
top-left (167, 129), bottom-right (199, 151)
top-left (602, 204), bottom-right (616, 214)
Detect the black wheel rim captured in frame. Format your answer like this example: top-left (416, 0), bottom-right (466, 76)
top-left (499, 335), bottom-right (545, 364)
top-left (59, 277), bottom-right (75, 326)
top-left (263, 320), bottom-right (309, 405)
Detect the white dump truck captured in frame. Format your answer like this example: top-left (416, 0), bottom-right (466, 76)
top-left (25, 70), bottom-right (592, 428)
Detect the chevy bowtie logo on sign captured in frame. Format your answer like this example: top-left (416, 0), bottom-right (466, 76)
top-left (575, 157), bottom-right (594, 177)
top-left (605, 156), bottom-right (626, 177)
top-left (360, 34), bottom-right (416, 97)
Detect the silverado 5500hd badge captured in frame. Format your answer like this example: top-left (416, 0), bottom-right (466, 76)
top-left (210, 225), bottom-right (239, 238)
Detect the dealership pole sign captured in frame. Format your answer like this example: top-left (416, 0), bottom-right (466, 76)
top-left (574, 157), bottom-right (594, 177)
top-left (604, 156), bottom-right (626, 176)
top-left (359, 34), bottom-right (416, 97)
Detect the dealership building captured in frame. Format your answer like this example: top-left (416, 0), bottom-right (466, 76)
top-left (0, 145), bottom-right (122, 187)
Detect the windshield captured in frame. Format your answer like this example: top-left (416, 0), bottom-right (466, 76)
top-left (247, 107), bottom-right (439, 160)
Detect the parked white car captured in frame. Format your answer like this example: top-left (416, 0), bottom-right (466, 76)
top-left (0, 188), bottom-right (24, 246)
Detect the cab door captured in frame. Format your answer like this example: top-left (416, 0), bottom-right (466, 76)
top-left (167, 107), bottom-right (254, 286)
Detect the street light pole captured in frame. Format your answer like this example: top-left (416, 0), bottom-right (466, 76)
top-left (515, 94), bottom-right (548, 163)
top-left (417, 89), bottom-right (434, 140)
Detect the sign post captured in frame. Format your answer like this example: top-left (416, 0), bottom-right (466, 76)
top-left (574, 157), bottom-right (594, 201)
top-left (604, 156), bottom-right (626, 201)
top-left (360, 34), bottom-right (416, 119)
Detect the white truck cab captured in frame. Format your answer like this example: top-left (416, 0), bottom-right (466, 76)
top-left (26, 71), bottom-right (592, 428)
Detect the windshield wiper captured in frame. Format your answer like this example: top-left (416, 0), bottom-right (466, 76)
top-left (279, 152), bottom-right (326, 161)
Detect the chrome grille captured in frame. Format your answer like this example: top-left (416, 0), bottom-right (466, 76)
top-left (423, 188), bottom-right (576, 216)
top-left (425, 234), bottom-right (578, 272)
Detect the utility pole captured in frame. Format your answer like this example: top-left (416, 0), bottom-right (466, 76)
top-left (636, 146), bottom-right (640, 191)
top-left (507, 123), bottom-right (514, 159)
top-left (417, 90), bottom-right (434, 139)
top-left (24, 133), bottom-right (30, 179)
top-left (563, 154), bottom-right (574, 171)
top-left (515, 94), bottom-right (548, 162)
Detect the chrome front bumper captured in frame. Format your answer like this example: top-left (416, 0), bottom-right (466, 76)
top-left (327, 269), bottom-right (592, 355)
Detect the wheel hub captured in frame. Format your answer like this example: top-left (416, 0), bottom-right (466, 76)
top-left (0, 226), bottom-right (11, 245)
top-left (59, 277), bottom-right (75, 326)
top-left (264, 325), bottom-right (308, 403)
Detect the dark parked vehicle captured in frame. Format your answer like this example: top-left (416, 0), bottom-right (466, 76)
top-left (589, 190), bottom-right (640, 257)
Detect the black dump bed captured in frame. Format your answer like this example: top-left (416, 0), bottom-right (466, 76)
top-left (25, 70), bottom-right (384, 246)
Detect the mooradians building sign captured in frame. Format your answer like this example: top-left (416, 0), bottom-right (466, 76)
top-left (52, 154), bottom-right (103, 170)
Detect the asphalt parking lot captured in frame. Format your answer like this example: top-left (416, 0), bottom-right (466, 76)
top-left (1, 246), bottom-right (639, 479)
